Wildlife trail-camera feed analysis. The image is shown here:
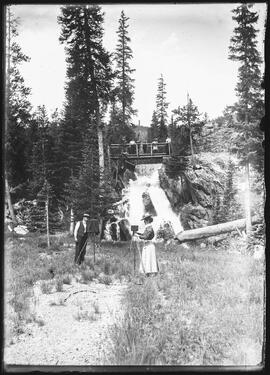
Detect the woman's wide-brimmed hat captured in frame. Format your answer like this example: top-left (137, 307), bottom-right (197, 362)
top-left (141, 213), bottom-right (152, 221)
top-left (83, 213), bottom-right (90, 218)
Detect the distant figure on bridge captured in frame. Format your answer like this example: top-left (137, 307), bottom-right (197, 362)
top-left (152, 139), bottom-right (158, 153)
top-left (137, 140), bottom-right (143, 155)
top-left (166, 137), bottom-right (171, 154)
top-left (129, 139), bottom-right (136, 155)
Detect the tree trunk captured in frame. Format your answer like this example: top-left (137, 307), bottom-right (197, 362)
top-left (5, 9), bottom-right (16, 225)
top-left (46, 193), bottom-right (50, 248)
top-left (107, 145), bottom-right (111, 171)
top-left (70, 207), bottom-right (75, 235)
top-left (98, 125), bottom-right (104, 174)
top-left (5, 174), bottom-right (17, 224)
top-left (176, 216), bottom-right (260, 243)
top-left (244, 162), bottom-right (252, 237)
top-left (189, 128), bottom-right (195, 166)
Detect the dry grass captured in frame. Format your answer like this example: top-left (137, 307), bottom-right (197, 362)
top-left (4, 233), bottom-right (133, 342)
top-left (108, 240), bottom-right (265, 366)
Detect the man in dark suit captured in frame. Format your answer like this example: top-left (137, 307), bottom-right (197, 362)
top-left (74, 213), bottom-right (90, 265)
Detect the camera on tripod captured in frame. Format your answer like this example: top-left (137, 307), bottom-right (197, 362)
top-left (131, 225), bottom-right (139, 235)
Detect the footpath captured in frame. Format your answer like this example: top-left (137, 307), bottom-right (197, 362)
top-left (4, 279), bottom-right (127, 365)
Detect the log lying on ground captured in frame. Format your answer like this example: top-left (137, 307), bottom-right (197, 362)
top-left (176, 216), bottom-right (261, 243)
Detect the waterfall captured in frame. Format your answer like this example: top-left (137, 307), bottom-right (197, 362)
top-left (123, 164), bottom-right (183, 237)
top-left (147, 170), bottom-right (183, 234)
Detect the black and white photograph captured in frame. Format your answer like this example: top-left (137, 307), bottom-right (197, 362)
top-left (4, 2), bottom-right (266, 368)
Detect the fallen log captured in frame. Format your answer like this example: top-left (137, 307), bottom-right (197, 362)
top-left (176, 216), bottom-right (261, 243)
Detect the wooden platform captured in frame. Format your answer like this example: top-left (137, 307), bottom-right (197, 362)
top-left (109, 142), bottom-right (171, 165)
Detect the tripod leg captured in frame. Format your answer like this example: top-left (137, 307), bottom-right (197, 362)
top-left (93, 234), bottom-right (96, 264)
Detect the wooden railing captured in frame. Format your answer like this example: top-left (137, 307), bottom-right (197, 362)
top-left (109, 142), bottom-right (171, 158)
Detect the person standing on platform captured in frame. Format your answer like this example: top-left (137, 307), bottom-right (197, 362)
top-left (165, 137), bottom-right (171, 154)
top-left (74, 213), bottom-right (90, 265)
top-left (152, 138), bottom-right (158, 153)
top-left (129, 139), bottom-right (136, 154)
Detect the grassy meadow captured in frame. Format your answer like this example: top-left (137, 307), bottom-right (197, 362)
top-left (4, 230), bottom-right (265, 366)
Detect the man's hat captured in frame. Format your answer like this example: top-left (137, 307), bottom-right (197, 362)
top-left (83, 213), bottom-right (90, 218)
top-left (141, 213), bottom-right (152, 221)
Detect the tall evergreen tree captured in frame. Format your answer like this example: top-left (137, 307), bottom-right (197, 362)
top-left (155, 74), bottom-right (169, 141)
top-left (107, 10), bottom-right (136, 144)
top-left (228, 3), bottom-right (264, 236)
top-left (115, 11), bottom-right (136, 127)
top-left (149, 110), bottom-right (159, 142)
top-left (58, 5), bottom-right (114, 221)
top-left (172, 96), bottom-right (204, 159)
top-left (5, 7), bottom-right (32, 216)
top-left (28, 106), bottom-right (59, 197)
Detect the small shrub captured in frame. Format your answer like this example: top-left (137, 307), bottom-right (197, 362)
top-left (84, 258), bottom-right (94, 269)
top-left (104, 261), bottom-right (111, 275)
top-left (95, 258), bottom-right (104, 267)
top-left (50, 297), bottom-right (66, 306)
top-left (40, 280), bottom-right (54, 294)
top-left (92, 300), bottom-right (100, 314)
top-left (81, 269), bottom-right (95, 284)
top-left (37, 241), bottom-right (47, 249)
top-left (55, 278), bottom-right (64, 292)
top-left (111, 262), bottom-right (119, 274)
top-left (99, 274), bottom-right (112, 285)
top-left (34, 317), bottom-right (45, 327)
top-left (62, 274), bottom-right (72, 285)
top-left (74, 309), bottom-right (98, 322)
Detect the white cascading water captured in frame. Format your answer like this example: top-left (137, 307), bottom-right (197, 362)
top-left (147, 170), bottom-right (183, 234)
top-left (123, 164), bottom-right (183, 237)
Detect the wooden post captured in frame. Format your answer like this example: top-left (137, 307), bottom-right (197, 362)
top-left (70, 207), bottom-right (75, 235)
top-left (107, 145), bottom-right (111, 171)
top-left (93, 233), bottom-right (96, 264)
top-left (245, 162), bottom-right (252, 237)
top-left (98, 126), bottom-right (104, 174)
top-left (5, 173), bottom-right (17, 225)
top-left (187, 93), bottom-right (195, 167)
top-left (133, 238), bottom-right (136, 274)
top-left (46, 190), bottom-right (50, 249)
top-left (5, 8), bottom-right (17, 225)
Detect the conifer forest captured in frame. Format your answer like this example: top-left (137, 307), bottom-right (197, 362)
top-left (4, 3), bottom-right (266, 368)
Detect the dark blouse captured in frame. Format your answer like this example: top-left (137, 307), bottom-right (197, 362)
top-left (138, 224), bottom-right (154, 240)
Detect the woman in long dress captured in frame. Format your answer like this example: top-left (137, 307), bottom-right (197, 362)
top-left (137, 214), bottom-right (159, 276)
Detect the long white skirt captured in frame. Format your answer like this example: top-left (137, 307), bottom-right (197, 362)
top-left (139, 242), bottom-right (158, 274)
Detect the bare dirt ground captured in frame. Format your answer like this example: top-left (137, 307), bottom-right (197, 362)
top-left (4, 279), bottom-right (128, 365)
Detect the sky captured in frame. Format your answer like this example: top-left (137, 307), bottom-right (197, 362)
top-left (10, 3), bottom-right (266, 126)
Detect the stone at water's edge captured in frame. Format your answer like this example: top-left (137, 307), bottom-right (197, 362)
top-left (158, 153), bottom-right (239, 230)
top-left (13, 225), bottom-right (29, 235)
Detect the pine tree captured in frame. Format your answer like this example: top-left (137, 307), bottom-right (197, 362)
top-left (28, 106), bottom-right (56, 196)
top-left (106, 97), bottom-right (135, 144)
top-left (228, 3), bottom-right (264, 236)
top-left (155, 74), bottom-right (169, 141)
top-left (114, 11), bottom-right (137, 129)
top-left (149, 110), bottom-right (159, 142)
top-left (168, 115), bottom-right (183, 155)
top-left (220, 159), bottom-right (243, 223)
top-left (29, 179), bottom-right (61, 239)
top-left (5, 7), bottom-right (32, 220)
top-left (70, 129), bottom-right (100, 219)
top-left (212, 193), bottom-right (222, 225)
top-left (172, 96), bottom-right (204, 159)
top-left (58, 5), bottom-right (114, 221)
top-left (27, 106), bottom-right (62, 234)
